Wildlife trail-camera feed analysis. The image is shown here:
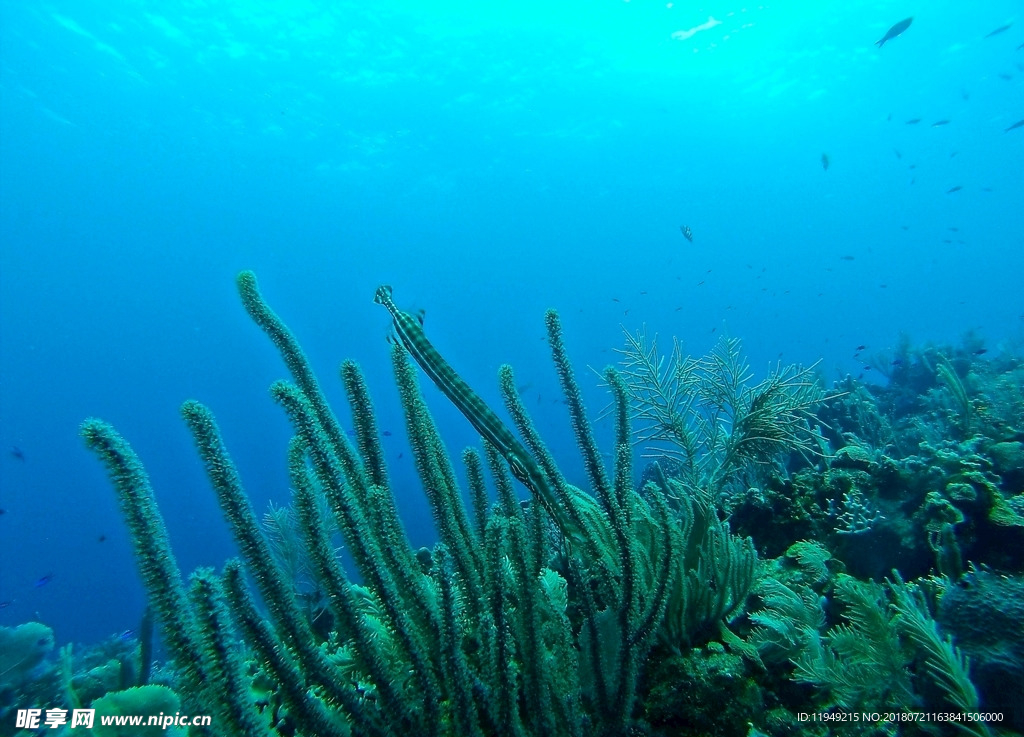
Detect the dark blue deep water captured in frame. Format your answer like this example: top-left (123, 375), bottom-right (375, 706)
top-left (1, 0), bottom-right (1022, 651)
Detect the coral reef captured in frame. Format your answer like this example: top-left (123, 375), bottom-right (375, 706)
top-left (54, 281), bottom-right (1021, 737)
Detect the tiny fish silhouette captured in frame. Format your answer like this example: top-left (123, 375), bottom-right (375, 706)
top-left (905, 118), bottom-right (921, 124)
top-left (876, 17), bottom-right (913, 47)
top-left (821, 153), bottom-right (830, 170)
top-left (931, 120), bottom-right (950, 126)
top-left (1005, 119), bottom-right (1024, 132)
top-left (985, 23), bottom-right (1012, 38)
top-left (946, 186), bottom-right (962, 193)
top-left (679, 225), bottom-right (693, 242)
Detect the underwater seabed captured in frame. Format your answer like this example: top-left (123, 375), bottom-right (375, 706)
top-left (3, 272), bottom-right (1023, 737)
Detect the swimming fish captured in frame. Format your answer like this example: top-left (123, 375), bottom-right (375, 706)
top-left (373, 285), bottom-right (582, 544)
top-left (876, 17), bottom-right (913, 47)
top-left (680, 225), bottom-right (693, 242)
top-left (1005, 119), bottom-right (1024, 132)
top-left (985, 23), bottom-right (1012, 38)
top-left (905, 118), bottom-right (921, 124)
top-left (672, 16), bottom-right (722, 41)
top-left (821, 153), bottom-right (830, 170)
top-left (931, 120), bottom-right (950, 127)
top-left (946, 186), bottom-right (962, 194)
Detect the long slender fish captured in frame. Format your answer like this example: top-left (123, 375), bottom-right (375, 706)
top-left (876, 17), bottom-right (913, 47)
top-left (985, 23), bottom-right (1012, 38)
top-left (373, 285), bottom-right (578, 538)
top-left (1005, 119), bottom-right (1024, 132)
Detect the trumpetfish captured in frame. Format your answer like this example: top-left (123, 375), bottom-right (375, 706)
top-left (374, 285), bottom-right (577, 538)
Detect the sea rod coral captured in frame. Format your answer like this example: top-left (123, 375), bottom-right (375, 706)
top-left (81, 271), bottom-right (695, 737)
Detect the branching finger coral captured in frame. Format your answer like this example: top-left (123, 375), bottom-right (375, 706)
top-left (82, 271), bottom-right (687, 737)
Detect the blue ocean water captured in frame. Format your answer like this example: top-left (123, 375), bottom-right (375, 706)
top-left (0, 0), bottom-right (1021, 648)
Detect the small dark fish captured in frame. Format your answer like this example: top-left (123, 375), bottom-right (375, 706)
top-left (1005, 119), bottom-right (1024, 132)
top-left (0, 600), bottom-right (13, 609)
top-left (931, 119), bottom-right (950, 126)
top-left (98, 534), bottom-right (107, 543)
top-left (840, 255), bottom-right (855, 261)
top-left (118, 629), bottom-right (135, 641)
top-left (863, 365), bottom-right (873, 371)
top-left (679, 225), bottom-right (693, 242)
top-left (821, 153), bottom-right (830, 170)
top-left (891, 359), bottom-right (904, 367)
top-left (381, 430), bottom-right (392, 437)
top-left (855, 344), bottom-right (867, 352)
top-left (946, 186), bottom-right (962, 193)
top-left (10, 446), bottom-right (25, 461)
top-left (893, 149), bottom-right (902, 158)
top-left (876, 17), bottom-right (913, 47)
top-left (973, 348), bottom-right (988, 356)
top-left (34, 573), bottom-right (54, 588)
top-left (905, 118), bottom-right (921, 124)
top-left (985, 23), bottom-right (1012, 38)
top-left (998, 73), bottom-right (1013, 81)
